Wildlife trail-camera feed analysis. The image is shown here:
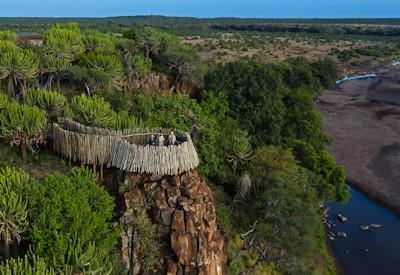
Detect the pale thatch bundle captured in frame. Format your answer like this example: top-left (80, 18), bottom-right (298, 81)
top-left (53, 118), bottom-right (199, 175)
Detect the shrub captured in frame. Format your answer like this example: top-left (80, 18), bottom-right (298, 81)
top-left (0, 103), bottom-right (47, 162)
top-left (25, 89), bottom-right (67, 118)
top-left (0, 92), bottom-right (8, 109)
top-left (0, 167), bottom-right (31, 259)
top-left (0, 255), bottom-right (55, 275)
top-left (28, 168), bottom-right (118, 272)
top-left (70, 94), bottom-right (114, 128)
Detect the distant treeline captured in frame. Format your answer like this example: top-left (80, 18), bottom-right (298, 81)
top-left (1, 16), bottom-right (400, 35)
top-left (211, 23), bottom-right (400, 37)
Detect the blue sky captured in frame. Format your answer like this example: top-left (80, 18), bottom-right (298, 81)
top-left (1, 0), bottom-right (399, 18)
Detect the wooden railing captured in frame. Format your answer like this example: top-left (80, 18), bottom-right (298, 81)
top-left (53, 118), bottom-right (199, 176)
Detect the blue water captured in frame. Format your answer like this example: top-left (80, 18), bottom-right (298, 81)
top-left (326, 188), bottom-right (400, 275)
top-left (336, 73), bottom-right (378, 85)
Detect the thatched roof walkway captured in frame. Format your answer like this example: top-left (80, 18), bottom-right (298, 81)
top-left (53, 118), bottom-right (199, 176)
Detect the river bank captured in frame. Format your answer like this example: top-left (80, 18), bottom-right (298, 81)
top-left (315, 64), bottom-right (400, 217)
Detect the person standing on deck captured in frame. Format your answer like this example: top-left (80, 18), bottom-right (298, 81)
top-left (168, 131), bottom-right (176, 146)
top-left (148, 134), bottom-right (156, 146)
top-left (157, 129), bottom-right (165, 146)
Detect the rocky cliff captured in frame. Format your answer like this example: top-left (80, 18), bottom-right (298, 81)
top-left (133, 72), bottom-right (198, 97)
top-left (120, 170), bottom-right (226, 274)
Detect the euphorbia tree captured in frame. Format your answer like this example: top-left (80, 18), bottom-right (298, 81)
top-left (25, 89), bottom-right (67, 118)
top-left (83, 30), bottom-right (116, 54)
top-left (86, 53), bottom-right (124, 92)
top-left (0, 167), bottom-right (30, 259)
top-left (0, 43), bottom-right (38, 99)
top-left (42, 25), bottom-right (84, 92)
top-left (70, 94), bottom-right (114, 128)
top-left (123, 54), bottom-right (151, 91)
top-left (0, 103), bottom-right (47, 162)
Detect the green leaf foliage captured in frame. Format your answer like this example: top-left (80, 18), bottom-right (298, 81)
top-left (25, 89), bottom-right (67, 118)
top-left (0, 31), bottom-right (16, 42)
top-left (85, 53), bottom-right (124, 92)
top-left (205, 60), bottom-right (286, 146)
top-left (83, 30), bottom-right (116, 54)
top-left (112, 111), bottom-right (145, 130)
top-left (0, 44), bottom-right (38, 98)
top-left (0, 103), bottom-right (47, 160)
top-left (233, 145), bottom-right (335, 274)
top-left (128, 198), bottom-right (159, 272)
top-left (0, 167), bottom-right (31, 259)
top-left (0, 255), bottom-right (55, 275)
top-left (44, 25), bottom-right (84, 61)
top-left (132, 91), bottom-right (229, 175)
top-left (311, 58), bottom-right (339, 89)
top-left (0, 92), bottom-right (8, 110)
top-left (70, 94), bottom-right (113, 128)
top-left (27, 168), bottom-right (118, 272)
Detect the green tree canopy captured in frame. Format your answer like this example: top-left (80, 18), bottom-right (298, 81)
top-left (123, 53), bottom-right (151, 91)
top-left (42, 24), bottom-right (85, 92)
top-left (83, 30), bottom-right (116, 54)
top-left (0, 45), bottom-right (38, 99)
top-left (311, 58), bottom-right (338, 89)
top-left (70, 94), bottom-right (114, 128)
top-left (233, 145), bottom-right (332, 274)
top-left (27, 168), bottom-right (117, 272)
top-left (25, 89), bottom-right (67, 118)
top-left (85, 53), bottom-right (124, 92)
top-left (0, 103), bottom-right (47, 162)
top-left (123, 27), bottom-right (166, 60)
top-left (205, 61), bottom-right (286, 146)
top-left (0, 167), bottom-right (31, 259)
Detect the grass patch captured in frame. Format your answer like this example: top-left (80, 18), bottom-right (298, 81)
top-left (0, 141), bottom-right (71, 178)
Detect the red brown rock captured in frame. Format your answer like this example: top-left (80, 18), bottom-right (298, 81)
top-left (172, 210), bottom-right (186, 232)
top-left (120, 170), bottom-right (226, 275)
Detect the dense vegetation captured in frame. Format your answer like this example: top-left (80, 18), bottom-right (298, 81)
top-left (1, 16), bottom-right (400, 34)
top-left (0, 22), bottom-right (348, 274)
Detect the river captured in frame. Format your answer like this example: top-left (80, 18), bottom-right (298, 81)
top-left (325, 187), bottom-right (400, 275)
top-left (335, 73), bottom-right (378, 85)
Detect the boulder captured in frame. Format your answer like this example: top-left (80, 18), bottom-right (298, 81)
top-left (171, 232), bottom-right (198, 266)
top-left (172, 210), bottom-right (186, 232)
top-left (161, 208), bottom-right (175, 226)
top-left (153, 189), bottom-right (168, 209)
top-left (167, 186), bottom-right (181, 207)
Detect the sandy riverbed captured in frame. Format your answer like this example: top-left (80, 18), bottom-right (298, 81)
top-left (315, 65), bottom-right (400, 216)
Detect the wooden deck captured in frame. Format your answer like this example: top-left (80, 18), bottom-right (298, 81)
top-left (53, 118), bottom-right (199, 175)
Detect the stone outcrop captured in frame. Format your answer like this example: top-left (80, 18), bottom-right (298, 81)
top-left (120, 170), bottom-right (226, 274)
top-left (132, 72), bottom-right (198, 97)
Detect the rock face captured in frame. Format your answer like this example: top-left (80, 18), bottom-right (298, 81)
top-left (120, 170), bottom-right (226, 274)
top-left (132, 72), bottom-right (198, 97)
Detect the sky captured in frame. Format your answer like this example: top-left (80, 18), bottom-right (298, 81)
top-left (1, 0), bottom-right (400, 18)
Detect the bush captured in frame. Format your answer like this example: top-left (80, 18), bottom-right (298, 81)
top-left (0, 92), bottom-right (8, 109)
top-left (0, 103), bottom-right (47, 162)
top-left (70, 94), bottom-right (114, 128)
top-left (0, 255), bottom-right (55, 275)
top-left (25, 89), bottom-right (67, 118)
top-left (27, 168), bottom-right (118, 272)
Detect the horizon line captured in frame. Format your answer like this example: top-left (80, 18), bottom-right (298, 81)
top-left (0, 15), bottom-right (399, 20)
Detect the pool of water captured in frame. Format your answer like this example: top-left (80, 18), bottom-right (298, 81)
top-left (335, 73), bottom-right (378, 85)
top-left (325, 187), bottom-right (400, 275)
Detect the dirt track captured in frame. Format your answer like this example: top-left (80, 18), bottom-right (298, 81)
top-left (315, 66), bottom-right (400, 215)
